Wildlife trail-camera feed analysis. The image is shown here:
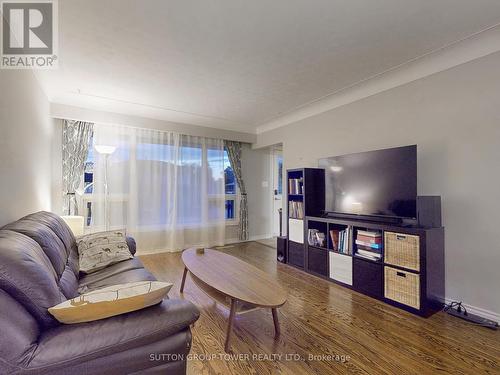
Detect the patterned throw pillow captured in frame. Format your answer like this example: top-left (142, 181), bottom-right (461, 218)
top-left (49, 281), bottom-right (172, 323)
top-left (77, 230), bottom-right (133, 274)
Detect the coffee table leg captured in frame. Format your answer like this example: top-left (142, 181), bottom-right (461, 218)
top-left (180, 267), bottom-right (188, 293)
top-left (225, 298), bottom-right (237, 352)
top-left (272, 308), bottom-right (280, 337)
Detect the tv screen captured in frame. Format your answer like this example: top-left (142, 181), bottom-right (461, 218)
top-left (319, 145), bottom-right (417, 219)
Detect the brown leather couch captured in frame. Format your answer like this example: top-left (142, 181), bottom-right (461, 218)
top-left (0, 211), bottom-right (199, 374)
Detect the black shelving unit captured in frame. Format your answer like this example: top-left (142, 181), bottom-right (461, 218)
top-left (285, 167), bottom-right (444, 317)
top-left (286, 168), bottom-right (325, 270)
top-left (304, 215), bottom-right (444, 317)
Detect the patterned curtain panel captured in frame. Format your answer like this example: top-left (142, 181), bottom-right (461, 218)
top-left (62, 120), bottom-right (94, 215)
top-left (224, 140), bottom-right (249, 241)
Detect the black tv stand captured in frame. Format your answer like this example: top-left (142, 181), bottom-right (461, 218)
top-left (287, 168), bottom-right (445, 317)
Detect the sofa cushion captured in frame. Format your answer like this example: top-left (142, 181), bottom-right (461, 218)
top-left (0, 289), bottom-right (39, 373)
top-left (21, 211), bottom-right (77, 257)
top-left (0, 230), bottom-right (66, 328)
top-left (59, 250), bottom-right (80, 299)
top-left (78, 258), bottom-right (145, 289)
top-left (29, 299), bottom-right (199, 374)
top-left (2, 219), bottom-right (79, 299)
top-left (27, 329), bottom-right (192, 375)
top-left (79, 267), bottom-right (157, 294)
top-left (2, 220), bottom-right (67, 275)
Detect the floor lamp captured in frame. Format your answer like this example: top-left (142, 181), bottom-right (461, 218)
top-left (95, 145), bottom-right (116, 231)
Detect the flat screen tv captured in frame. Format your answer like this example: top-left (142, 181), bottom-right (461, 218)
top-left (319, 145), bottom-right (417, 219)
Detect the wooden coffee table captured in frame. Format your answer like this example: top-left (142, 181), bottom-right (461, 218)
top-left (180, 248), bottom-right (287, 352)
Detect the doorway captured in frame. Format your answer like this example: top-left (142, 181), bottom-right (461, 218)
top-left (271, 145), bottom-right (283, 237)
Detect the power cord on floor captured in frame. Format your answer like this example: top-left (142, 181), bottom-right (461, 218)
top-left (444, 300), bottom-right (498, 330)
top-left (444, 301), bottom-right (468, 316)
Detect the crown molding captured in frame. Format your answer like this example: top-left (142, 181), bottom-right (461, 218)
top-left (256, 24), bottom-right (500, 135)
top-left (50, 103), bottom-right (257, 143)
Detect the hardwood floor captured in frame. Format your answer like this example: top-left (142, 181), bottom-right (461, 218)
top-left (140, 242), bottom-right (500, 375)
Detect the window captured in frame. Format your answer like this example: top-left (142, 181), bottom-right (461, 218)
top-left (224, 148), bottom-right (238, 222)
top-left (277, 155), bottom-right (283, 195)
top-left (80, 138), bottom-right (235, 228)
top-left (83, 138), bottom-right (94, 226)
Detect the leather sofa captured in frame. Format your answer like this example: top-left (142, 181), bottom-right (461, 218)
top-left (0, 211), bottom-right (199, 374)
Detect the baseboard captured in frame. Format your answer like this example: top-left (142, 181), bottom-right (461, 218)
top-left (136, 248), bottom-right (180, 256)
top-left (443, 297), bottom-right (499, 323)
top-left (225, 234), bottom-right (274, 245)
top-left (250, 234), bottom-right (274, 241)
top-left (137, 236), bottom-right (274, 255)
top-left (137, 241), bottom-right (226, 256)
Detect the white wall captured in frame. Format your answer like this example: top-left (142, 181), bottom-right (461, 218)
top-left (50, 119), bottom-right (63, 215)
top-left (256, 51), bottom-right (500, 318)
top-left (0, 71), bottom-right (52, 226)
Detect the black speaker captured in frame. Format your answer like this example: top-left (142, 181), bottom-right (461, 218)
top-left (277, 236), bottom-right (287, 263)
top-left (417, 196), bottom-right (442, 228)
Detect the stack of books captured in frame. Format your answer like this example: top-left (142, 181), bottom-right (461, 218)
top-left (308, 229), bottom-right (326, 247)
top-left (330, 227), bottom-right (351, 255)
top-left (288, 178), bottom-right (303, 195)
top-left (355, 230), bottom-right (382, 261)
top-left (288, 201), bottom-right (304, 219)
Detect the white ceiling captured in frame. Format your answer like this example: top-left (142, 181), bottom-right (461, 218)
top-left (38, 0), bottom-right (500, 133)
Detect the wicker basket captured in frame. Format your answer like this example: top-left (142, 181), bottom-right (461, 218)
top-left (384, 232), bottom-right (420, 271)
top-left (384, 266), bottom-right (420, 309)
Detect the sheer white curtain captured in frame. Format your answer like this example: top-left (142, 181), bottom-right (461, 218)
top-left (91, 124), bottom-right (226, 253)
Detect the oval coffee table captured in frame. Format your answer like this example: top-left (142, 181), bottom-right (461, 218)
top-left (180, 248), bottom-right (287, 352)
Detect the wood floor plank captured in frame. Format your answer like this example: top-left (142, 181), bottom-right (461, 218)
top-left (140, 242), bottom-right (500, 375)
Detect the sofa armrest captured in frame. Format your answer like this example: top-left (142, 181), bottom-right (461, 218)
top-left (126, 236), bottom-right (137, 256)
top-left (26, 299), bottom-right (199, 374)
